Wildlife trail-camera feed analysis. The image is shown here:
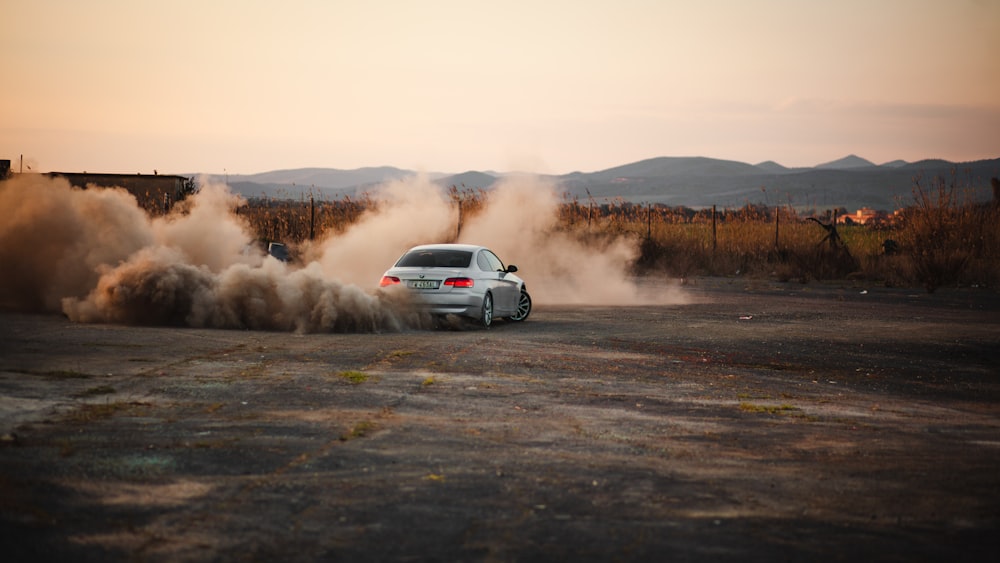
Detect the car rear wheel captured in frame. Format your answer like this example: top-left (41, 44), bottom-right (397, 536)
top-left (508, 289), bottom-right (531, 322)
top-left (480, 292), bottom-right (493, 328)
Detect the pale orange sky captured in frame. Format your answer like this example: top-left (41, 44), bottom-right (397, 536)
top-left (2, 0), bottom-right (998, 175)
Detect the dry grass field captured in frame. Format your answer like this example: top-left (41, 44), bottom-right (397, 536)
top-left (239, 177), bottom-right (999, 293)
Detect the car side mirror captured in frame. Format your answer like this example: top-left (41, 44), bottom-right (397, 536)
top-left (506, 265), bottom-right (518, 273)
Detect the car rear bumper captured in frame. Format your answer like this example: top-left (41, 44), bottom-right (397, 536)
top-left (411, 292), bottom-right (483, 319)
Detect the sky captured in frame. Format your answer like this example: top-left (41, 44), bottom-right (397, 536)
top-left (2, 0), bottom-right (998, 175)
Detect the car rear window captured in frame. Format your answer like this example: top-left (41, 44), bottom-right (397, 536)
top-left (396, 249), bottom-right (472, 268)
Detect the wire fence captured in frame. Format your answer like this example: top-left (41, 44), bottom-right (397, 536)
top-left (229, 182), bottom-right (998, 291)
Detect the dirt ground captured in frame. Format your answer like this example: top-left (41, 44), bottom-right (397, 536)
top-left (1, 277), bottom-right (998, 562)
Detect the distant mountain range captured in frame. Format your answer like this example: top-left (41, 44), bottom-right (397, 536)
top-left (206, 155), bottom-right (1000, 211)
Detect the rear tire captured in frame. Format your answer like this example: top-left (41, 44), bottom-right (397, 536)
top-left (508, 289), bottom-right (531, 322)
top-left (480, 292), bottom-right (493, 328)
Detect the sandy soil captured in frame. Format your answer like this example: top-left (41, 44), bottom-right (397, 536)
top-left (1, 278), bottom-right (998, 562)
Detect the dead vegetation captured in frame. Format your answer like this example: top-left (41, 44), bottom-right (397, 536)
top-left (233, 175), bottom-right (999, 292)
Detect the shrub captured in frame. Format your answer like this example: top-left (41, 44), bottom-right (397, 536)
top-left (895, 172), bottom-right (997, 291)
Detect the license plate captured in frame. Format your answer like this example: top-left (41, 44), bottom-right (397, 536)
top-left (410, 280), bottom-right (439, 289)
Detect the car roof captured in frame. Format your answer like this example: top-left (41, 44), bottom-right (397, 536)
top-left (406, 243), bottom-right (487, 253)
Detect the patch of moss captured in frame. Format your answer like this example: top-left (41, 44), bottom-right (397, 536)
top-left (337, 370), bottom-right (369, 384)
top-left (739, 402), bottom-right (800, 415)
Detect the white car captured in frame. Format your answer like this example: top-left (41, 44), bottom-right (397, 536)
top-left (379, 244), bottom-right (531, 327)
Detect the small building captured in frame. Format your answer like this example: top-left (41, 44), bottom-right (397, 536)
top-left (46, 172), bottom-right (193, 214)
top-left (838, 207), bottom-right (888, 226)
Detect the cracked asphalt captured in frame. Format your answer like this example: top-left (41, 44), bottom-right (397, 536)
top-left (1, 278), bottom-right (998, 561)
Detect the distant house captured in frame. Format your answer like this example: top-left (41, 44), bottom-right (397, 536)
top-left (838, 207), bottom-right (888, 226)
top-left (46, 172), bottom-right (192, 214)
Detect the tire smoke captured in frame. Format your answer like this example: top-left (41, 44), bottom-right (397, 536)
top-left (456, 175), bottom-right (686, 305)
top-left (0, 174), bottom-right (154, 311)
top-left (1, 171), bottom-right (684, 332)
top-left (1, 174), bottom-right (427, 332)
top-left (306, 174), bottom-right (458, 287)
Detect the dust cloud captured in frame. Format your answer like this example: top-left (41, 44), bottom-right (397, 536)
top-left (308, 173), bottom-right (686, 305)
top-left (0, 174), bottom-right (426, 332)
top-left (456, 175), bottom-right (686, 305)
top-left (0, 174), bottom-right (154, 311)
top-left (305, 174), bottom-right (458, 286)
top-left (0, 172), bottom-right (684, 333)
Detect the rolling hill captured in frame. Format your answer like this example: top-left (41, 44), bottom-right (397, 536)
top-left (202, 156), bottom-right (1000, 212)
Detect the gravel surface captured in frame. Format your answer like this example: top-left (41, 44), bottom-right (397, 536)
top-left (1, 278), bottom-right (998, 562)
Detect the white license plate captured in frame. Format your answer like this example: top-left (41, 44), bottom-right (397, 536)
top-left (410, 280), bottom-right (439, 289)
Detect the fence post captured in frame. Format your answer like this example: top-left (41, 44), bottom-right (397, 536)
top-left (774, 206), bottom-right (779, 249)
top-left (711, 205), bottom-right (717, 253)
top-left (646, 203), bottom-right (652, 240)
top-left (310, 196), bottom-right (316, 241)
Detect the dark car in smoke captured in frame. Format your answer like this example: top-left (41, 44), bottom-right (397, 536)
top-left (267, 242), bottom-right (290, 262)
top-left (379, 244), bottom-right (531, 328)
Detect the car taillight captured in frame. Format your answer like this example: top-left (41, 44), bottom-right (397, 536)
top-left (444, 277), bottom-right (474, 288)
top-left (379, 276), bottom-right (400, 287)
